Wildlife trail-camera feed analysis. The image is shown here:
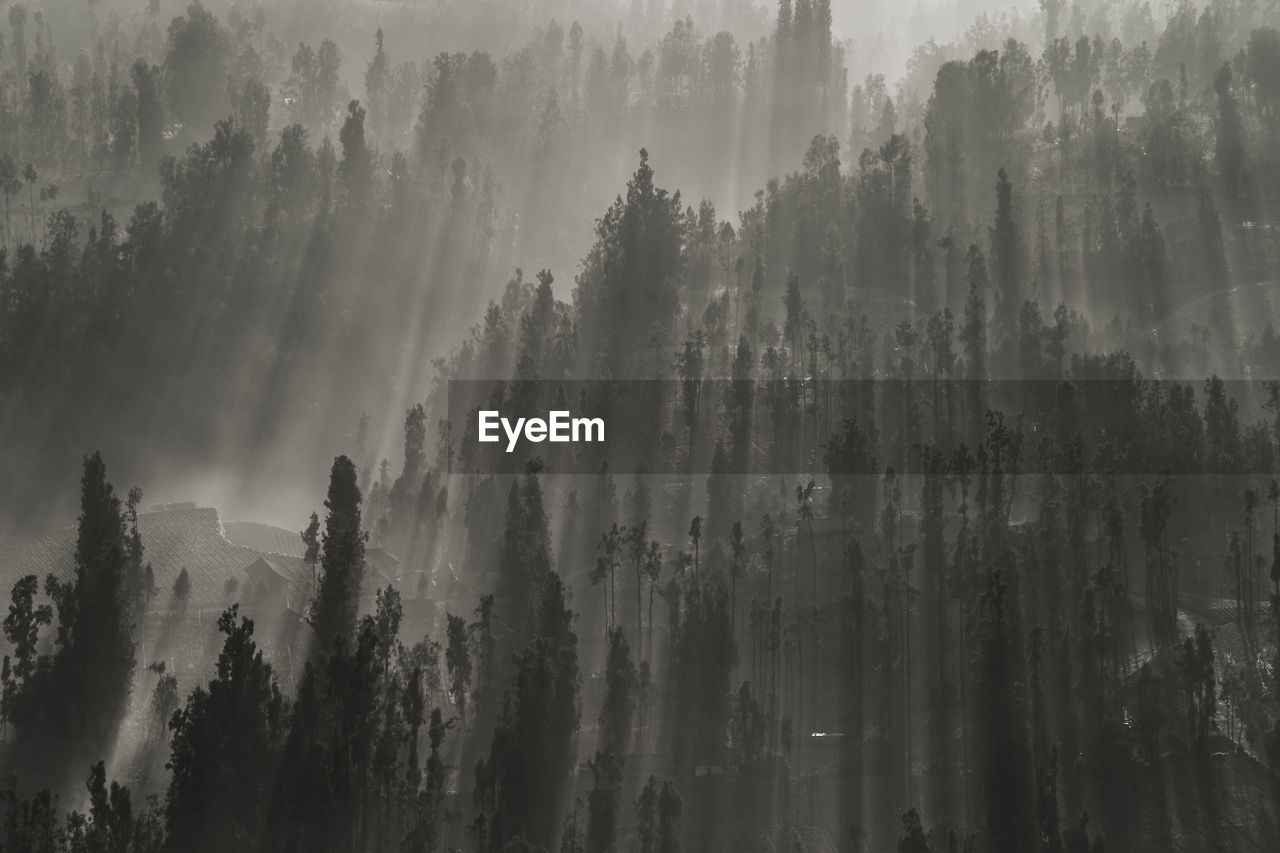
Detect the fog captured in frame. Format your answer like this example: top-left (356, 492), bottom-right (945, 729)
top-left (0, 0), bottom-right (1071, 530)
top-left (3, 1), bottom-right (1280, 851)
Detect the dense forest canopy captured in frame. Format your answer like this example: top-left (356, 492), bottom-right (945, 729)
top-left (4, 1), bottom-right (1280, 852)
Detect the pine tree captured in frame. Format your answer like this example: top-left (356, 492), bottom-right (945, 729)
top-left (312, 455), bottom-right (367, 652)
top-left (990, 168), bottom-right (1023, 349)
top-left (446, 612), bottom-right (472, 727)
top-left (600, 627), bottom-right (637, 750)
top-left (301, 511), bottom-right (321, 598)
top-left (476, 571), bottom-right (580, 850)
top-left (24, 453), bottom-right (140, 764)
top-left (166, 607), bottom-right (284, 853)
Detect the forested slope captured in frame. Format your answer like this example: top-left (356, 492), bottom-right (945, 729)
top-left (4, 2), bottom-right (1280, 852)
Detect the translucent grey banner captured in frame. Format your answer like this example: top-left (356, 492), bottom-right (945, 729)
top-left (445, 379), bottom-right (1280, 476)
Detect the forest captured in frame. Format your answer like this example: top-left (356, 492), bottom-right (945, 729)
top-left (3, 0), bottom-right (1280, 851)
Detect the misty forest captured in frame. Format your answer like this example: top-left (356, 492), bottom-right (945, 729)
top-left (7, 0), bottom-right (1280, 851)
